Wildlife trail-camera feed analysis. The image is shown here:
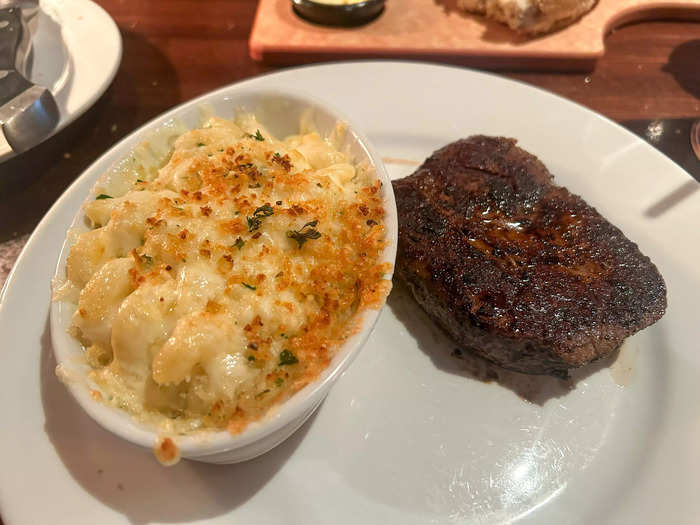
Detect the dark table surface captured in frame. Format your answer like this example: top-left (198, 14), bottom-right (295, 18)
top-left (0, 2), bottom-right (699, 523)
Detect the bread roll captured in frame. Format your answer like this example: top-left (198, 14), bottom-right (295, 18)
top-left (458, 0), bottom-right (597, 35)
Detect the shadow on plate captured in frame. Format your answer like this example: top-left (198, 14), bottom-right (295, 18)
top-left (40, 316), bottom-right (312, 524)
top-left (387, 279), bottom-right (621, 405)
top-left (644, 179), bottom-right (699, 218)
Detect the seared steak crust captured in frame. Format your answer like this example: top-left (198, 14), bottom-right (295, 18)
top-left (393, 136), bottom-right (666, 376)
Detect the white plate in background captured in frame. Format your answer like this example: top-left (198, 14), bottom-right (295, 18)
top-left (0, 62), bottom-right (699, 524)
top-left (0, 0), bottom-right (121, 162)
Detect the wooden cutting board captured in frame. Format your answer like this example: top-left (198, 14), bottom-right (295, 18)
top-left (249, 0), bottom-right (700, 70)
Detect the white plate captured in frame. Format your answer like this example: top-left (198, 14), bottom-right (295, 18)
top-left (1, 61), bottom-right (699, 524)
top-left (0, 0), bottom-right (121, 162)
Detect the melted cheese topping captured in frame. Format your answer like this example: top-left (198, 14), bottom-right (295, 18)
top-left (61, 115), bottom-right (391, 434)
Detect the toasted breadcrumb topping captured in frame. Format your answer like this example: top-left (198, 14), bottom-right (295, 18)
top-left (61, 115), bottom-right (391, 434)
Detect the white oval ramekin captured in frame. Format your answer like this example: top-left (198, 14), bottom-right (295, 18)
top-left (50, 87), bottom-right (397, 464)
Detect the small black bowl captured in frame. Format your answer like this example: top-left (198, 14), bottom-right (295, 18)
top-left (292, 0), bottom-right (385, 27)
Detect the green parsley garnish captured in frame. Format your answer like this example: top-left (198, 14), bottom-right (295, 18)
top-left (246, 204), bottom-right (274, 232)
top-left (234, 238), bottom-right (245, 251)
top-left (95, 194), bottom-right (113, 200)
top-left (197, 142), bottom-right (205, 147)
top-left (279, 349), bottom-right (298, 366)
top-left (255, 389), bottom-right (270, 399)
top-left (254, 129), bottom-right (264, 141)
top-left (242, 282), bottom-right (256, 291)
top-left (286, 220), bottom-right (321, 249)
top-left (248, 355), bottom-right (256, 362)
top-left (275, 377), bottom-right (284, 387)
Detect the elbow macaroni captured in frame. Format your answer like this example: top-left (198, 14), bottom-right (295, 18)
top-left (60, 115), bottom-right (391, 434)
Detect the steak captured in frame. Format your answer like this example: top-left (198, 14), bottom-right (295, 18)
top-left (392, 136), bottom-right (666, 377)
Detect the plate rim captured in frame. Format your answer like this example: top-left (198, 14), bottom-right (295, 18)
top-left (50, 0), bottom-right (123, 133)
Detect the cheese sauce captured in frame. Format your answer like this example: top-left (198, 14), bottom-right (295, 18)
top-left (60, 115), bottom-right (391, 434)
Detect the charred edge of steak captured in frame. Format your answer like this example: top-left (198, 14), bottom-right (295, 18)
top-left (393, 135), bottom-right (667, 377)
